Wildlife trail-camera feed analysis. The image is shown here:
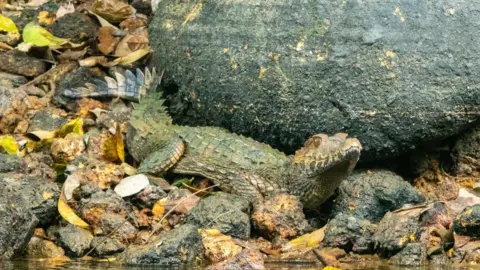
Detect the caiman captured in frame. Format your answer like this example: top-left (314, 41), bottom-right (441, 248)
top-left (63, 68), bottom-right (362, 209)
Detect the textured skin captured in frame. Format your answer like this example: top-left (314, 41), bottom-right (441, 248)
top-left (127, 92), bottom-right (362, 209)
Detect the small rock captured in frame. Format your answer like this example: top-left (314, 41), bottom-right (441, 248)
top-left (97, 213), bottom-right (137, 243)
top-left (0, 154), bottom-right (23, 173)
top-left (55, 224), bottom-right (93, 257)
top-left (332, 169), bottom-right (425, 222)
top-left (0, 177), bottom-right (38, 259)
top-left (114, 174), bottom-right (150, 197)
top-left (123, 224), bottom-right (203, 266)
top-left (186, 192), bottom-right (251, 239)
top-left (0, 50), bottom-right (46, 77)
top-left (25, 237), bottom-right (65, 258)
top-left (0, 72), bottom-right (27, 87)
top-left (201, 229), bottom-right (243, 263)
top-left (453, 204), bottom-right (480, 238)
top-left (251, 194), bottom-right (311, 240)
top-left (48, 13), bottom-right (98, 44)
top-left (69, 156), bottom-right (123, 189)
top-left (324, 214), bottom-right (376, 254)
top-left (131, 0), bottom-right (152, 16)
top-left (207, 249), bottom-right (265, 270)
top-left (163, 188), bottom-right (200, 214)
top-left (90, 237), bottom-right (125, 256)
top-left (23, 153), bottom-right (57, 180)
top-left (133, 184), bottom-right (168, 208)
top-left (50, 133), bottom-right (86, 163)
top-left (72, 183), bottom-right (102, 200)
top-left (27, 110), bottom-right (67, 132)
top-left (451, 125), bottom-right (480, 177)
top-left (388, 243), bottom-right (428, 266)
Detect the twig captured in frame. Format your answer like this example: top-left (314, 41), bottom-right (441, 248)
top-left (146, 184), bottom-right (219, 242)
top-left (0, 42), bottom-right (13, 51)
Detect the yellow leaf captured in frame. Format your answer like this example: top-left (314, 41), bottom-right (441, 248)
top-left (0, 14), bottom-right (19, 34)
top-left (323, 267), bottom-right (340, 270)
top-left (43, 192), bottom-right (54, 200)
top-left (58, 192), bottom-right (90, 229)
top-left (58, 118), bottom-right (84, 138)
top-left (25, 130), bottom-right (57, 141)
top-left (23, 22), bottom-right (70, 48)
top-left (102, 125), bottom-right (124, 163)
top-left (110, 49), bottom-right (150, 66)
top-left (0, 135), bottom-right (18, 155)
top-left (283, 225), bottom-right (327, 251)
top-left (152, 200), bottom-right (165, 217)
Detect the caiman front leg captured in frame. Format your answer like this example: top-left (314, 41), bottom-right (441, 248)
top-left (136, 135), bottom-right (185, 175)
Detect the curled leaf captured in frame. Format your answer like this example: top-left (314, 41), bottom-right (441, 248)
top-left (58, 191), bottom-right (90, 229)
top-left (110, 48), bottom-right (150, 66)
top-left (102, 124), bottom-right (124, 163)
top-left (0, 135), bottom-right (18, 155)
top-left (91, 0), bottom-right (136, 23)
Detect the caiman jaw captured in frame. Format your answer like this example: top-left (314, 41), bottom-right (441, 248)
top-left (292, 133), bottom-right (362, 208)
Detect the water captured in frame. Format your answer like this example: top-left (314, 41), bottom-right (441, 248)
top-left (2, 259), bottom-right (480, 270)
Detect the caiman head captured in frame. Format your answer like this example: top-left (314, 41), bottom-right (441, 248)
top-left (290, 133), bottom-right (362, 209)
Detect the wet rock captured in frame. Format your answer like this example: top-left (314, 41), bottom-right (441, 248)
top-left (27, 110), bottom-right (67, 132)
top-left (25, 237), bottom-right (65, 258)
top-left (0, 176), bottom-right (60, 226)
top-left (207, 249), bottom-right (265, 270)
top-left (0, 177), bottom-right (38, 259)
top-left (150, 0), bottom-right (480, 161)
top-left (251, 194), bottom-right (310, 240)
top-left (201, 229), bottom-right (243, 263)
top-left (324, 214), bottom-right (377, 254)
top-left (0, 154), bottom-right (23, 173)
top-left (452, 125), bottom-right (480, 178)
top-left (90, 237), bottom-right (125, 256)
top-left (0, 50), bottom-right (46, 77)
top-left (97, 213), bottom-right (137, 243)
top-left (186, 192), bottom-right (251, 240)
top-left (388, 243), bottom-right (428, 266)
top-left (55, 224), bottom-right (94, 257)
top-left (332, 170), bottom-right (424, 222)
top-left (373, 211), bottom-right (421, 257)
top-left (453, 204), bottom-right (480, 238)
top-left (123, 224), bottom-right (202, 266)
top-left (49, 13), bottom-right (98, 44)
top-left (132, 184), bottom-right (168, 208)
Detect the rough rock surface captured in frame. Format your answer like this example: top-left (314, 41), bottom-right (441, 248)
top-left (90, 237), bottom-right (125, 256)
top-left (149, 0), bottom-right (480, 161)
top-left (453, 204), bottom-right (480, 239)
top-left (0, 50), bottom-right (46, 77)
top-left (324, 214), bottom-right (377, 254)
top-left (207, 249), bottom-right (265, 270)
top-left (0, 177), bottom-right (38, 259)
top-left (55, 224), bottom-right (94, 257)
top-left (251, 194), bottom-right (311, 240)
top-left (49, 12), bottom-right (98, 44)
top-left (25, 237), bottom-right (65, 258)
top-left (123, 224), bottom-right (203, 266)
top-left (0, 154), bottom-right (23, 173)
top-left (332, 170), bottom-right (424, 222)
top-left (388, 243), bottom-right (428, 266)
top-left (186, 192), bottom-right (251, 240)
top-left (451, 125), bottom-right (480, 177)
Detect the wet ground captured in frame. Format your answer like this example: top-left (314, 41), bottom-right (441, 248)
top-left (2, 259), bottom-right (480, 270)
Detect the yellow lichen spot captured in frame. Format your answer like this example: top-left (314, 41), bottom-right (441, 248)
top-left (446, 8), bottom-right (455, 16)
top-left (394, 7), bottom-right (401, 16)
top-left (258, 67), bottom-right (267, 80)
top-left (223, 48), bottom-right (229, 53)
top-left (316, 55), bottom-right (326, 61)
top-left (400, 16), bottom-right (406, 22)
top-left (182, 3), bottom-right (203, 26)
top-left (273, 55), bottom-right (280, 62)
top-left (230, 56), bottom-right (238, 72)
top-left (299, 58), bottom-right (306, 63)
top-left (268, 52), bottom-right (273, 57)
top-left (43, 192), bottom-right (54, 200)
top-left (186, 51), bottom-right (191, 58)
top-left (295, 36), bottom-right (305, 51)
top-left (243, 44), bottom-right (248, 49)
top-left (385, 50), bottom-right (396, 58)
top-left (398, 235), bottom-right (409, 245)
top-left (465, 208), bottom-right (473, 216)
top-left (163, 21), bottom-right (174, 30)
top-left (323, 267), bottom-right (340, 270)
top-left (409, 233), bottom-right (416, 241)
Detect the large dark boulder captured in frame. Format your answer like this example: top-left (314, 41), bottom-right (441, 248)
top-left (149, 0), bottom-right (480, 160)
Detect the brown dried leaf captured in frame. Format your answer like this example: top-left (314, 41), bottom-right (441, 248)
top-left (119, 16), bottom-right (148, 32)
top-left (114, 27), bottom-right (149, 57)
top-left (98, 26), bottom-right (120, 55)
top-left (102, 124), bottom-right (124, 163)
top-left (79, 56), bottom-right (108, 67)
top-left (109, 48), bottom-right (150, 66)
top-left (58, 48), bottom-right (87, 62)
top-left (91, 0), bottom-right (136, 23)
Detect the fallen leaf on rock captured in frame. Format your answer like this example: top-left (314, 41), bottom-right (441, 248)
top-left (102, 124), bottom-right (124, 163)
top-left (114, 174), bottom-right (149, 197)
top-left (109, 48), bottom-right (150, 66)
top-left (26, 0), bottom-right (51, 6)
top-left (0, 135), bottom-right (18, 154)
top-left (152, 200), bottom-right (165, 217)
top-left (63, 175), bottom-right (80, 200)
top-left (22, 22), bottom-right (83, 49)
top-left (37, 10), bottom-right (56, 25)
top-left (88, 10), bottom-right (120, 30)
top-left (58, 118), bottom-right (84, 137)
top-left (282, 225), bottom-right (327, 252)
top-left (58, 191), bottom-right (90, 229)
top-left (91, 0), bottom-right (136, 23)
top-left (0, 14), bottom-right (19, 34)
top-left (56, 2), bottom-right (75, 19)
top-left (43, 192), bottom-right (54, 200)
top-left (25, 130), bottom-right (57, 141)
